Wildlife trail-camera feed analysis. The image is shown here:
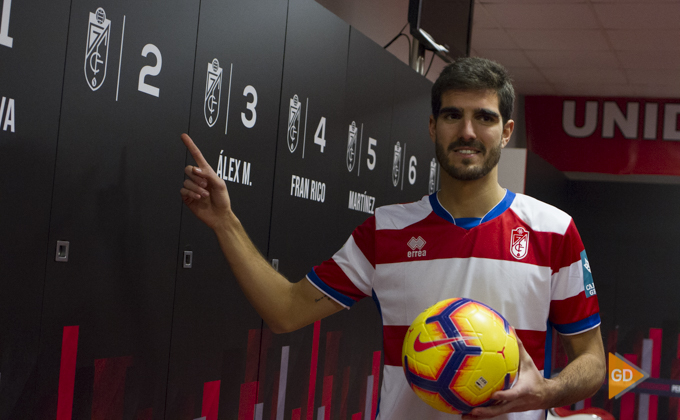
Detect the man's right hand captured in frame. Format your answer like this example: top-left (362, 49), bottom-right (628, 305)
top-left (178, 133), bottom-right (344, 333)
top-left (180, 133), bottom-right (232, 230)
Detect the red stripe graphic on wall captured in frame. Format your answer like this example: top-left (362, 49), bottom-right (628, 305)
top-left (239, 328), bottom-right (261, 419)
top-left (92, 356), bottom-right (133, 420)
top-left (202, 380), bottom-right (221, 420)
top-left (56, 326), bottom-right (79, 420)
top-left (292, 408), bottom-right (301, 420)
top-left (339, 366), bottom-right (351, 420)
top-left (246, 329), bottom-right (260, 382)
top-left (306, 320), bottom-right (321, 420)
top-left (239, 381), bottom-right (257, 420)
top-left (322, 331), bottom-right (342, 420)
top-left (371, 351), bottom-right (381, 420)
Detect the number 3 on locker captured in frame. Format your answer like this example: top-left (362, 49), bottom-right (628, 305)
top-left (241, 85), bottom-right (257, 128)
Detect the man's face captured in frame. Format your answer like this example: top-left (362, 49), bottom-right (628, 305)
top-left (429, 90), bottom-right (514, 181)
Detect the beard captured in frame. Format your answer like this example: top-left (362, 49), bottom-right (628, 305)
top-left (435, 136), bottom-right (502, 181)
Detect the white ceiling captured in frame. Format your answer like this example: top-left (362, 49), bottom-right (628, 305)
top-left (317, 0), bottom-right (680, 99)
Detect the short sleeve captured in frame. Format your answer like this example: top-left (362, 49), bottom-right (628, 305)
top-left (549, 219), bottom-right (601, 335)
top-left (306, 216), bottom-right (376, 308)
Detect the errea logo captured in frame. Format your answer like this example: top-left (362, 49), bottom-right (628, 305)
top-left (407, 236), bottom-right (426, 258)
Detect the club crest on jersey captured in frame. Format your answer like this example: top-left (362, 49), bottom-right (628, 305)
top-left (204, 59), bottom-right (223, 127)
top-left (84, 8), bottom-right (111, 91)
top-left (287, 95), bottom-right (301, 153)
top-left (392, 141), bottom-right (402, 187)
top-left (429, 158), bottom-right (437, 194)
top-left (346, 121), bottom-right (358, 172)
top-left (407, 236), bottom-right (426, 258)
top-left (510, 227), bottom-right (529, 260)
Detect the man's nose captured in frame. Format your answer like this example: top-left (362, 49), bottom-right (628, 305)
top-left (460, 118), bottom-right (476, 140)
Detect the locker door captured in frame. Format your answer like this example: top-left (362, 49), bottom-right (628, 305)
top-left (389, 62), bottom-right (437, 202)
top-left (263, 0), bottom-right (351, 418)
top-left (319, 27), bottom-right (404, 419)
top-left (35, 1), bottom-right (199, 418)
top-left (165, 0), bottom-right (288, 419)
top-left (0, 0), bottom-right (71, 418)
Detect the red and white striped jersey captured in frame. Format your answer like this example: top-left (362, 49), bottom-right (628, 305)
top-left (307, 190), bottom-right (600, 420)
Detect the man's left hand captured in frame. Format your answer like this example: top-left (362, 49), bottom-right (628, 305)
top-left (463, 338), bottom-right (554, 419)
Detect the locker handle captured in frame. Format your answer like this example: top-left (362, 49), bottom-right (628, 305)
top-left (183, 251), bottom-right (193, 268)
top-left (56, 241), bottom-right (69, 262)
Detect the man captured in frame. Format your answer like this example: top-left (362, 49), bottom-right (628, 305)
top-left (180, 57), bottom-right (605, 419)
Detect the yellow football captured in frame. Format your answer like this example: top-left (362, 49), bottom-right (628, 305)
top-left (402, 297), bottom-right (519, 414)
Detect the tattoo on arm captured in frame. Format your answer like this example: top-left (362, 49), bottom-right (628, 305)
top-left (314, 295), bottom-right (332, 303)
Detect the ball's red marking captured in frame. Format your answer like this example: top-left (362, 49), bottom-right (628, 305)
top-left (414, 332), bottom-right (465, 352)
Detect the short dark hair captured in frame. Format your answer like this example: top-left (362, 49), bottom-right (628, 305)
top-left (431, 57), bottom-right (515, 124)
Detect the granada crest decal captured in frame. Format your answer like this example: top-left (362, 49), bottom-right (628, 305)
top-left (392, 141), bottom-right (402, 187)
top-left (204, 58), bottom-right (223, 127)
top-left (429, 158), bottom-right (437, 194)
top-left (84, 7), bottom-right (111, 91)
top-left (510, 227), bottom-right (529, 260)
top-left (287, 95), bottom-right (301, 153)
top-left (346, 121), bottom-right (358, 172)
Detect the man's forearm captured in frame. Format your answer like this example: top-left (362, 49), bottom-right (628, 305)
top-left (543, 349), bottom-right (606, 408)
top-left (213, 211), bottom-right (298, 333)
top-left (211, 211), bottom-right (342, 333)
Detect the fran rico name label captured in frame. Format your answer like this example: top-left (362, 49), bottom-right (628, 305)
top-left (290, 174), bottom-right (326, 203)
top-left (348, 190), bottom-right (375, 214)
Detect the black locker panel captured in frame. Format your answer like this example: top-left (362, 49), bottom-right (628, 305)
top-left (390, 62), bottom-right (438, 200)
top-left (34, 0), bottom-right (199, 418)
top-left (269, 0), bottom-right (351, 260)
top-left (312, 27), bottom-right (405, 419)
top-left (262, 0), bottom-right (351, 418)
top-left (0, 0), bottom-right (71, 418)
top-left (321, 29), bottom-right (437, 419)
top-left (165, 0), bottom-right (288, 418)
top-left (340, 28), bottom-right (433, 230)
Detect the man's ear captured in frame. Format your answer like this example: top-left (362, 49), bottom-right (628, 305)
top-left (501, 119), bottom-right (514, 148)
top-left (429, 115), bottom-right (437, 143)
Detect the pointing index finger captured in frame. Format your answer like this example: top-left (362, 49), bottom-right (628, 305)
top-left (181, 133), bottom-right (210, 168)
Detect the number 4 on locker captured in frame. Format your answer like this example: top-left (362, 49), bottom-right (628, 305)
top-left (314, 116), bottom-right (327, 152)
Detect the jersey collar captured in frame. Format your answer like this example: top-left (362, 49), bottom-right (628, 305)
top-left (428, 189), bottom-right (516, 228)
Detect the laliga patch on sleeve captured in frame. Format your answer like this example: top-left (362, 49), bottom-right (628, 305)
top-left (581, 250), bottom-right (596, 297)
